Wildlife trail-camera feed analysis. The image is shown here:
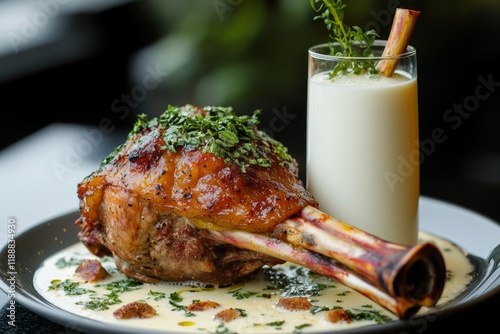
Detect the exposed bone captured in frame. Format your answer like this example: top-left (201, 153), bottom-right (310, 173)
top-left (204, 205), bottom-right (446, 319)
top-left (205, 228), bottom-right (422, 319)
top-left (273, 206), bottom-right (446, 307)
top-left (376, 8), bottom-right (421, 76)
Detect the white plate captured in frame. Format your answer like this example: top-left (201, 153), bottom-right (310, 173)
top-left (1, 196), bottom-right (499, 334)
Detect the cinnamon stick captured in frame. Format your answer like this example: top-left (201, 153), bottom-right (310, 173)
top-left (376, 8), bottom-right (421, 77)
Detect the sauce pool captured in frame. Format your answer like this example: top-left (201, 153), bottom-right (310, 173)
top-left (33, 231), bottom-right (474, 333)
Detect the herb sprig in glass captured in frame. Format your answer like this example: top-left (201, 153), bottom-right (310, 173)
top-left (310, 0), bottom-right (380, 77)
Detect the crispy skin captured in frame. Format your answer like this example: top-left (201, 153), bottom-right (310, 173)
top-left (75, 113), bottom-right (317, 286)
top-left (76, 126), bottom-right (317, 234)
top-left (79, 185), bottom-right (284, 285)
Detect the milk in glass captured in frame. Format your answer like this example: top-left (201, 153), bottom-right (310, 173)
top-left (306, 45), bottom-right (419, 245)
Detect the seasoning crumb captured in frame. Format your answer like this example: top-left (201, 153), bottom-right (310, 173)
top-left (276, 297), bottom-right (311, 310)
top-left (75, 259), bottom-right (109, 282)
top-left (187, 300), bottom-right (220, 311)
top-left (113, 301), bottom-right (157, 319)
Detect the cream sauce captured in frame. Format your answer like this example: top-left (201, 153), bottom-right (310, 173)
top-left (33, 232), bottom-right (474, 333)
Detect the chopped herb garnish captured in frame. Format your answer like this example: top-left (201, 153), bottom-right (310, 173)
top-left (169, 291), bottom-right (182, 302)
top-left (263, 266), bottom-right (335, 297)
top-left (169, 291), bottom-right (195, 317)
top-left (347, 307), bottom-right (392, 323)
top-left (100, 105), bottom-right (293, 173)
top-left (227, 288), bottom-right (258, 300)
top-left (148, 290), bottom-right (167, 301)
top-left (76, 292), bottom-right (121, 311)
top-left (266, 320), bottom-right (285, 328)
top-left (337, 290), bottom-right (351, 296)
top-left (50, 278), bottom-right (142, 311)
top-left (311, 305), bottom-right (331, 314)
top-left (293, 323), bottom-right (313, 334)
top-left (313, 305), bottom-right (391, 324)
top-left (209, 323), bottom-right (234, 334)
top-left (169, 300), bottom-right (195, 317)
top-left (235, 308), bottom-right (247, 317)
top-left (100, 143), bottom-right (125, 167)
top-left (49, 279), bottom-right (94, 296)
top-left (96, 277), bottom-right (143, 293)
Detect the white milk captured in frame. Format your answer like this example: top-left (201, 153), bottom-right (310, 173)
top-left (307, 71), bottom-right (419, 245)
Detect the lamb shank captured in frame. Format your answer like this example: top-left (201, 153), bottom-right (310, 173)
top-left (76, 104), bottom-right (445, 319)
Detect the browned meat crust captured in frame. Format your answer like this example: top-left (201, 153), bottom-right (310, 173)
top-left (76, 128), bottom-right (316, 234)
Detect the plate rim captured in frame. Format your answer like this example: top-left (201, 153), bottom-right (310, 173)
top-left (1, 196), bottom-right (499, 334)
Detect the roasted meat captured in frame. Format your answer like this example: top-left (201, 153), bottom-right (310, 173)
top-left (76, 105), bottom-right (315, 285)
top-left (76, 104), bottom-right (445, 318)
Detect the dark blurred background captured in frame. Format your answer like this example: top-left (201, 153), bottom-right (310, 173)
top-left (1, 0), bottom-right (499, 222)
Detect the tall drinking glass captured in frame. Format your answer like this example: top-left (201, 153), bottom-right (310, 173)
top-left (307, 40), bottom-right (419, 245)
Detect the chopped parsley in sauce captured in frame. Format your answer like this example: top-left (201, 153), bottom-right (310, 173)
top-left (34, 232), bottom-right (475, 334)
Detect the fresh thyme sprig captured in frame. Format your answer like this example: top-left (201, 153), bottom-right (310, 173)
top-left (310, 0), bottom-right (379, 77)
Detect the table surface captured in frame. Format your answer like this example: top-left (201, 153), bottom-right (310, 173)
top-left (1, 123), bottom-right (499, 334)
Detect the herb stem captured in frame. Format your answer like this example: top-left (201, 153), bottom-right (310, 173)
top-left (310, 0), bottom-right (379, 77)
top-left (325, 1), bottom-right (349, 51)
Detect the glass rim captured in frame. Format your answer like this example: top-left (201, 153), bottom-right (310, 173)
top-left (308, 40), bottom-right (416, 61)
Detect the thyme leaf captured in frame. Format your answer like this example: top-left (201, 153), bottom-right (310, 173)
top-left (310, 0), bottom-right (379, 77)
